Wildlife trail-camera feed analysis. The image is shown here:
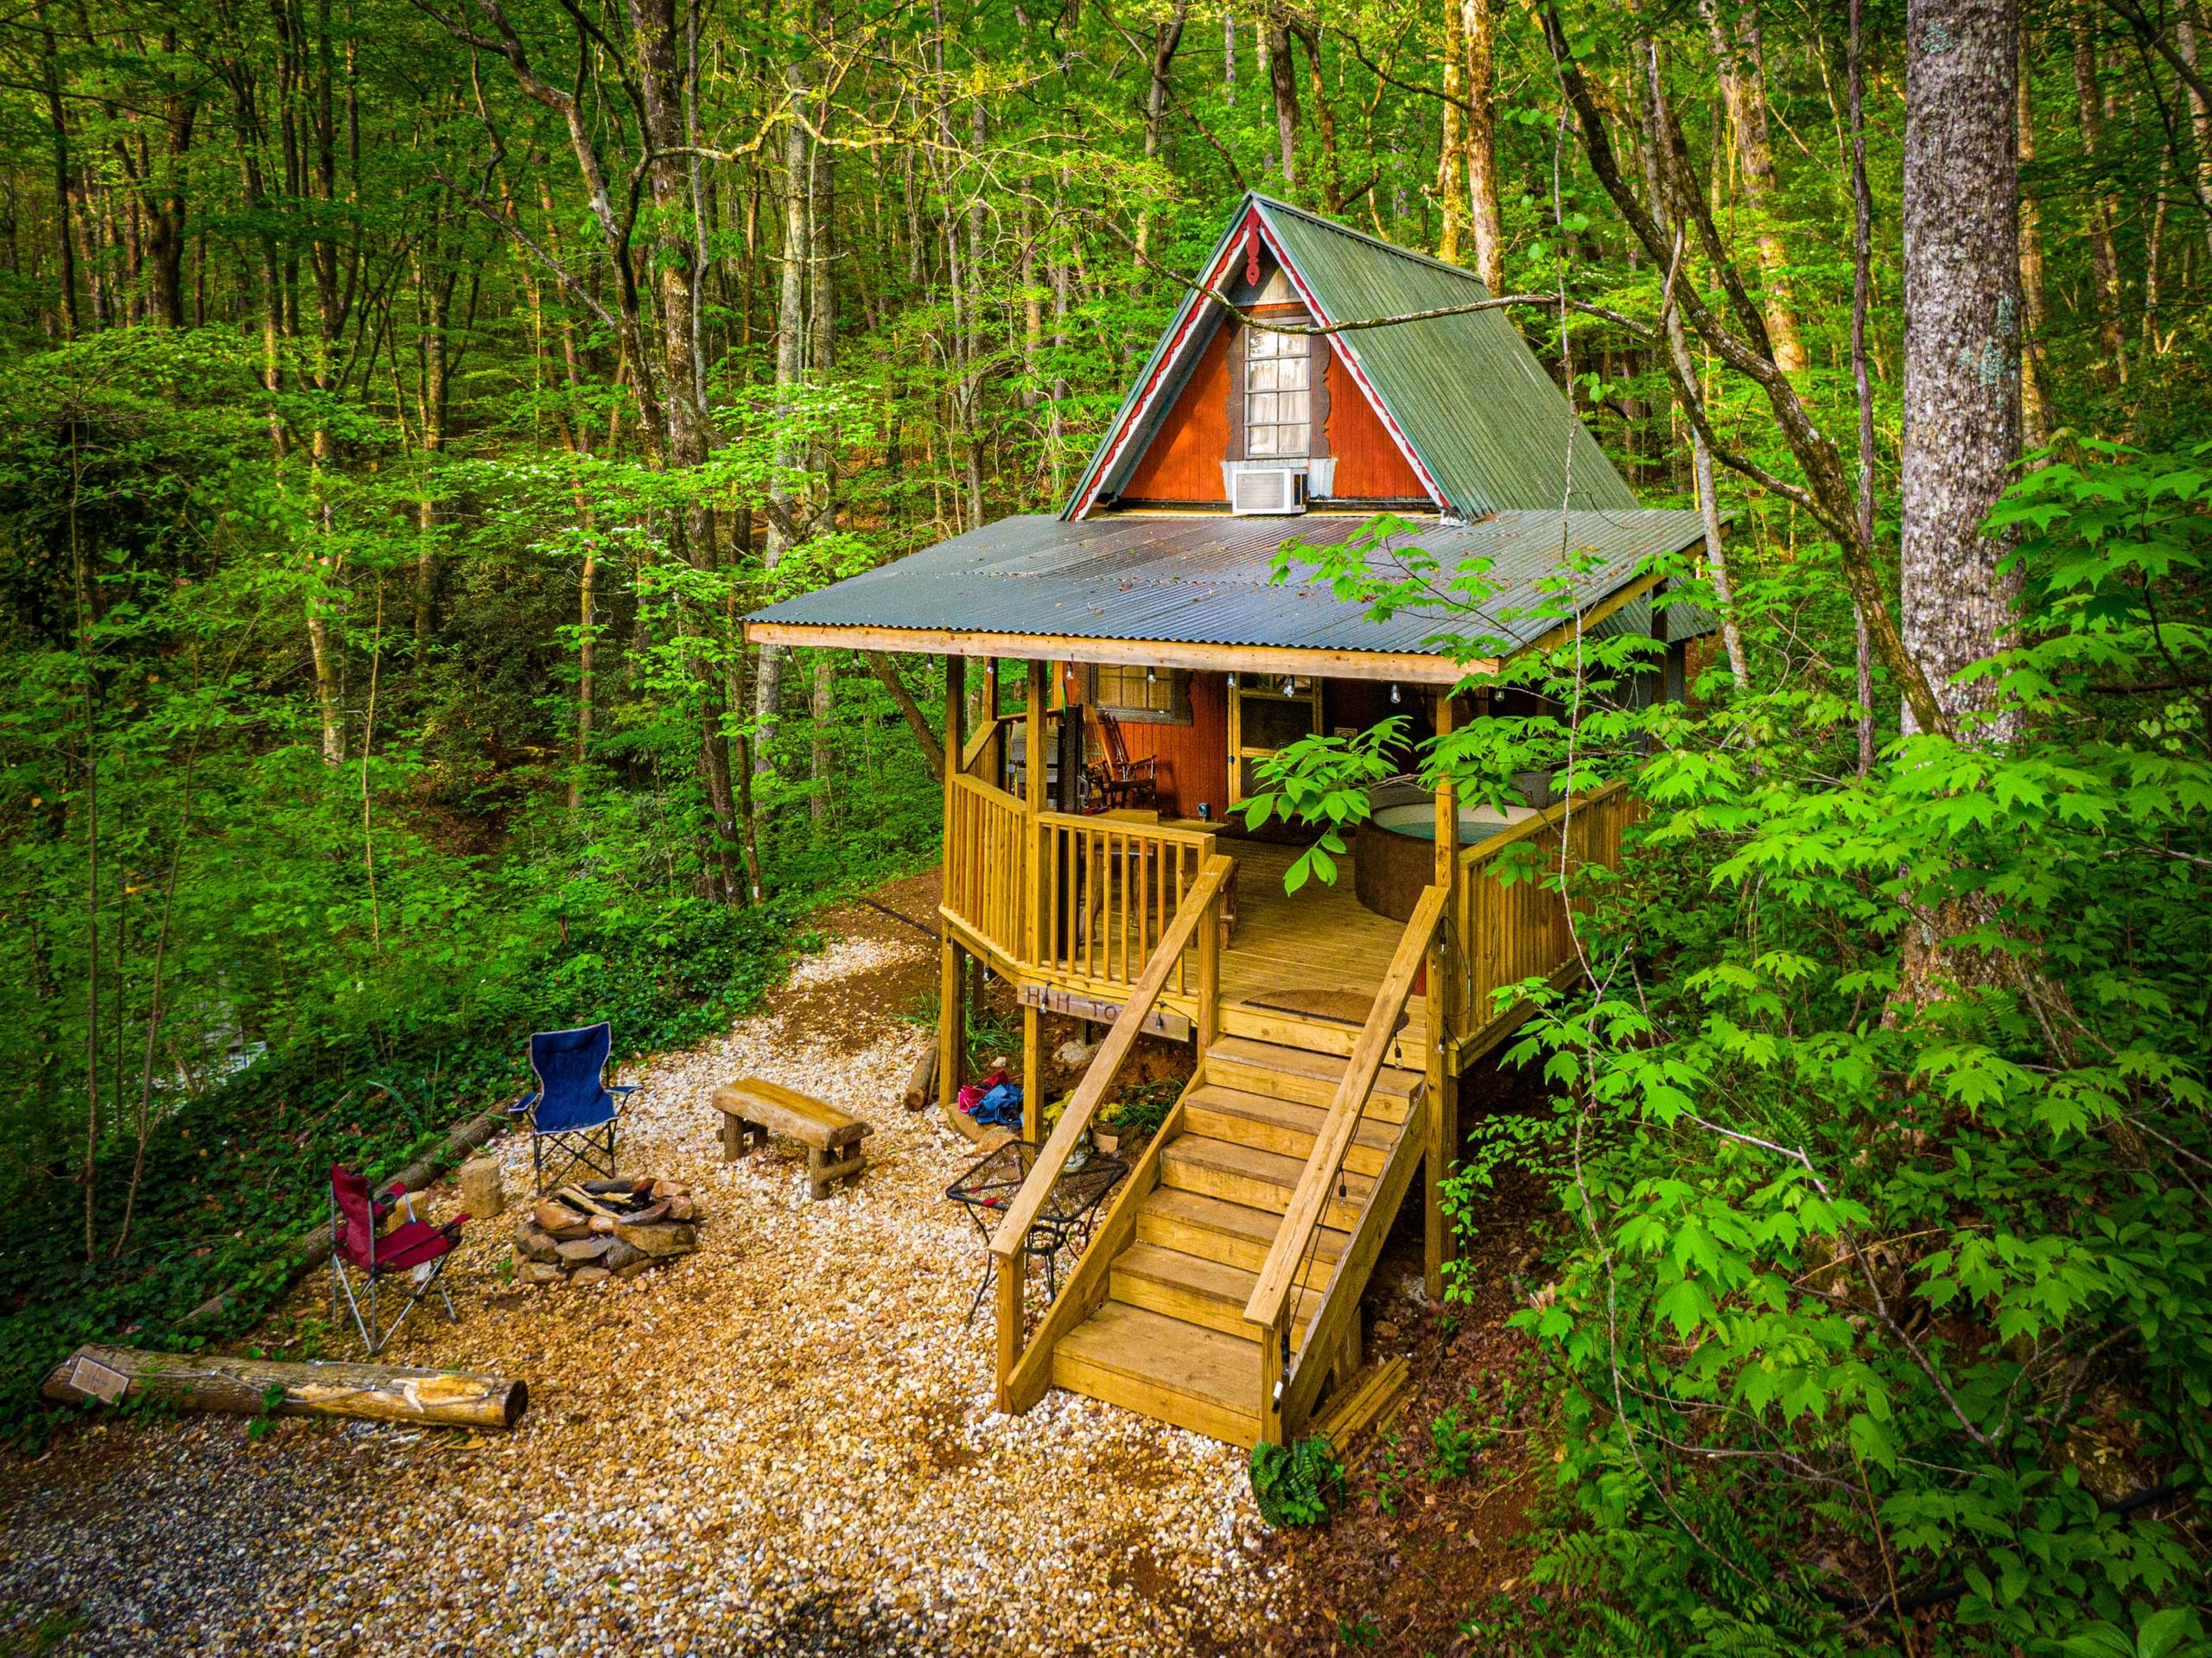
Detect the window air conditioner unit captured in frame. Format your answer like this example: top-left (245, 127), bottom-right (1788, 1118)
top-left (1230, 467), bottom-right (1306, 517)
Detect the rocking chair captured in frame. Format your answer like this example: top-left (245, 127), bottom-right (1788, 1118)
top-left (328, 1164), bottom-right (468, 1356)
top-left (1084, 707), bottom-right (1159, 812)
top-left (509, 1021), bottom-right (635, 1195)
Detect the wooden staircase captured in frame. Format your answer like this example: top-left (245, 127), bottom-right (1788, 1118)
top-left (1046, 1031), bottom-right (1427, 1446)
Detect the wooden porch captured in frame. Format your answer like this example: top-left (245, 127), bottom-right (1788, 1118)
top-left (932, 657), bottom-right (1639, 1449)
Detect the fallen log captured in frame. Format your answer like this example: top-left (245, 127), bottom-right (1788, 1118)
top-left (42, 1344), bottom-right (527, 1430)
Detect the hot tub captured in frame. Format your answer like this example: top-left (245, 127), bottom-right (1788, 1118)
top-left (1353, 800), bottom-right (1537, 921)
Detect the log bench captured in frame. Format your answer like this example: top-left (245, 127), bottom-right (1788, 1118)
top-left (712, 1078), bottom-right (872, 1200)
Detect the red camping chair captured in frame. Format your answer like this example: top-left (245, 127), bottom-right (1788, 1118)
top-left (329, 1165), bottom-right (468, 1356)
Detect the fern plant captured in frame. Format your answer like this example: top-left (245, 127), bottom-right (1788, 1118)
top-left (1249, 1434), bottom-right (1344, 1527)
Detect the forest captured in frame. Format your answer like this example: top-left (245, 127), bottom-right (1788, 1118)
top-left (0, 0), bottom-right (2208, 1643)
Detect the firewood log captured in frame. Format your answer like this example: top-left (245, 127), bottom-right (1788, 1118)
top-left (41, 1344), bottom-right (526, 1429)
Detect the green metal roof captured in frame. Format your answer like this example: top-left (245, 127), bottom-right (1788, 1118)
top-left (1065, 194), bottom-right (1640, 521)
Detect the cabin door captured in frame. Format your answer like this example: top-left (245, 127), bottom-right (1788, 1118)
top-left (1227, 675), bottom-right (1325, 806)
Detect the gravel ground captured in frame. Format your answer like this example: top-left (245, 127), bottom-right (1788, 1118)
top-left (0, 913), bottom-right (1290, 1657)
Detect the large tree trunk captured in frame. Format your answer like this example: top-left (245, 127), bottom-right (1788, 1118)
top-left (1702, 0), bottom-right (1807, 372)
top-left (1462, 0), bottom-right (1506, 293)
top-left (2018, 22), bottom-right (2056, 447)
top-left (1900, 0), bottom-right (2023, 736)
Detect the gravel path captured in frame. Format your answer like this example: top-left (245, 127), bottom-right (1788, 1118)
top-left (0, 915), bottom-right (1288, 1657)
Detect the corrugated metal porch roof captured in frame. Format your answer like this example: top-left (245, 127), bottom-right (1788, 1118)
top-left (746, 510), bottom-right (1712, 662)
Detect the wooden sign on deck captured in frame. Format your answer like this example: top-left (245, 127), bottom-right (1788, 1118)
top-left (1018, 981), bottom-right (1192, 1042)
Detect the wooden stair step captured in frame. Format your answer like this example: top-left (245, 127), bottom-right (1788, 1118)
top-left (1109, 1242), bottom-right (1321, 1343)
top-left (1183, 1084), bottom-right (1399, 1174)
top-left (1135, 1188), bottom-right (1347, 1288)
top-left (1205, 1037), bottom-right (1424, 1115)
top-left (1215, 1005), bottom-right (1430, 1067)
top-left (1052, 1301), bottom-right (1262, 1446)
top-left (1160, 1134), bottom-right (1370, 1232)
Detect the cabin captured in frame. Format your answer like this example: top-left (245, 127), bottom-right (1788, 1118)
top-left (745, 194), bottom-right (1712, 1450)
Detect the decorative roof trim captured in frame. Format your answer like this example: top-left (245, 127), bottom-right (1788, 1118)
top-left (1064, 197), bottom-right (1446, 520)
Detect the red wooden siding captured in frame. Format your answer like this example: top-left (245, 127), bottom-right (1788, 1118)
top-left (1323, 346), bottom-right (1427, 500)
top-left (1067, 669), bottom-right (1230, 821)
top-left (1118, 325), bottom-right (1231, 502)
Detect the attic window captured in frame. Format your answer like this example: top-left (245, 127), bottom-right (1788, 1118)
top-left (1243, 327), bottom-right (1310, 460)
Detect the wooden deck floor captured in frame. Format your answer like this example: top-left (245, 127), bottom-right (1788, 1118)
top-left (1217, 842), bottom-right (1427, 1044)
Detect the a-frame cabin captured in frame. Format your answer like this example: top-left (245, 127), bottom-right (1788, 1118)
top-left (747, 194), bottom-right (1713, 1448)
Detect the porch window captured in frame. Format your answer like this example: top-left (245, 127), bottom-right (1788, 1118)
top-left (1243, 327), bottom-right (1310, 459)
top-left (1090, 663), bottom-right (1192, 725)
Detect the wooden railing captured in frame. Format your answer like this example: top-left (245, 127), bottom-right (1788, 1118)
top-left (990, 854), bottom-right (1235, 1408)
top-left (1245, 886), bottom-right (1447, 1443)
top-left (1452, 779), bottom-right (1638, 1046)
top-left (944, 774), bottom-right (1028, 966)
top-left (1033, 811), bottom-right (1217, 994)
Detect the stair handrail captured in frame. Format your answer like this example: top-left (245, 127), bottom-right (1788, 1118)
top-left (988, 854), bottom-right (1236, 1392)
top-left (1243, 885), bottom-right (1447, 1420)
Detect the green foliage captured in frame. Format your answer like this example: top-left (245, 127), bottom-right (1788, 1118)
top-left (1258, 446), bottom-right (2212, 1648)
top-left (1105, 1079), bottom-right (1181, 1140)
top-left (1249, 1434), bottom-right (1345, 1528)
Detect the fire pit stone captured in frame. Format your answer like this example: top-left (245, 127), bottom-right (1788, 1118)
top-left (512, 1178), bottom-right (703, 1286)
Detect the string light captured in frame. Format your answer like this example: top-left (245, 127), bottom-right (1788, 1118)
top-left (1227, 673), bottom-right (1238, 689)
top-left (1389, 683), bottom-right (1402, 705)
top-left (1146, 665), bottom-right (1156, 683)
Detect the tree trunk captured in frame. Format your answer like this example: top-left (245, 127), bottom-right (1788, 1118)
top-left (1436, 0), bottom-right (1469, 263)
top-left (1266, 10), bottom-right (1300, 187)
top-left (1637, 37), bottom-right (1746, 685)
top-left (412, 246), bottom-right (454, 658)
top-left (866, 651), bottom-right (947, 778)
top-left (2069, 5), bottom-right (2127, 384)
top-left (2177, 7), bottom-right (2212, 262)
top-left (44, 1345), bottom-right (528, 1430)
top-left (810, 653), bottom-right (835, 825)
top-left (1702, 0), bottom-right (1808, 372)
top-left (1851, 0), bottom-right (1880, 770)
top-left (2017, 22), bottom-right (2056, 447)
top-left (627, 0), bottom-right (741, 899)
top-left (1463, 0), bottom-right (1506, 292)
top-left (1900, 0), bottom-right (2023, 736)
top-left (1139, 1), bottom-right (1190, 253)
top-left (756, 54), bottom-right (814, 772)
top-left (1293, 22), bottom-right (1344, 212)
top-left (36, 4), bottom-right (79, 339)
top-left (140, 39), bottom-right (194, 329)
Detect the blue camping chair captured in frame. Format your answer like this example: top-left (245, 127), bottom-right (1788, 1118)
top-left (510, 1022), bottom-right (634, 1195)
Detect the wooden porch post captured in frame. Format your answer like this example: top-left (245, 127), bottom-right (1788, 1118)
top-left (1426, 689), bottom-right (1460, 1301)
top-left (939, 656), bottom-right (967, 1108)
top-left (1020, 659), bottom-right (1047, 1142)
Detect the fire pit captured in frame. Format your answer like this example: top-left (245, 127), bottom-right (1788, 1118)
top-left (512, 1178), bottom-right (702, 1286)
